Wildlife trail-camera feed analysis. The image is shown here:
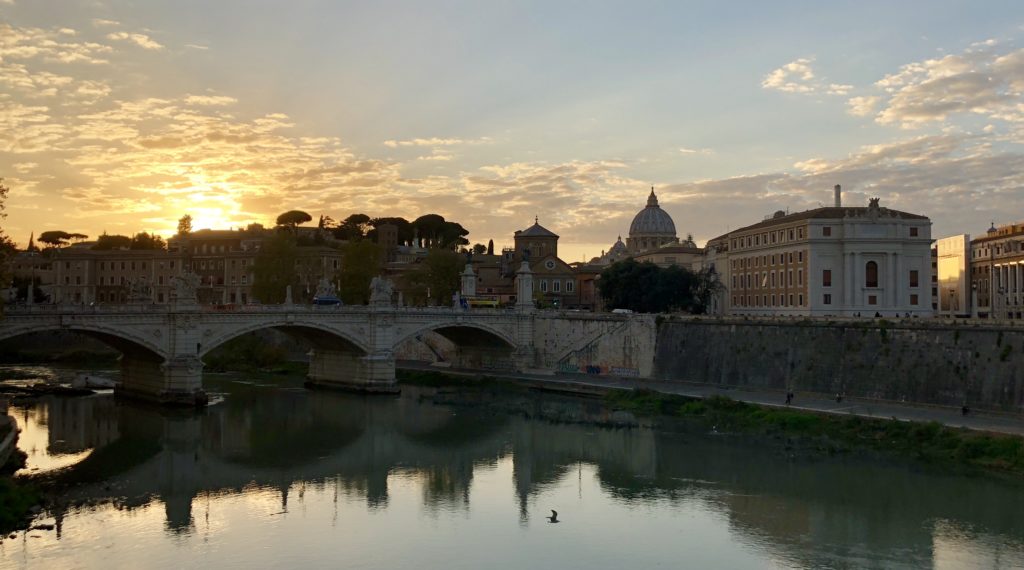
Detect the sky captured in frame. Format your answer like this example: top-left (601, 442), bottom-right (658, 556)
top-left (1, 0), bottom-right (1023, 262)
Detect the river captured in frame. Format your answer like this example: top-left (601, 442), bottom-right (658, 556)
top-left (2, 365), bottom-right (1024, 569)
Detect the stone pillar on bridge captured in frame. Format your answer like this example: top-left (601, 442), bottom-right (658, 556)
top-left (461, 264), bottom-right (477, 298)
top-left (308, 280), bottom-right (400, 394)
top-left (116, 309), bottom-right (209, 407)
top-left (515, 262), bottom-right (535, 312)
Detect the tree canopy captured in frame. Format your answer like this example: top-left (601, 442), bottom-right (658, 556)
top-left (333, 213), bottom-right (371, 241)
top-left (401, 249), bottom-right (462, 306)
top-left (276, 210), bottom-right (313, 230)
top-left (38, 230), bottom-right (73, 248)
top-left (367, 216), bottom-right (413, 244)
top-left (177, 214), bottom-right (193, 235)
top-left (130, 232), bottom-right (166, 250)
top-left (598, 259), bottom-right (701, 313)
top-left (336, 240), bottom-right (383, 304)
top-left (251, 232), bottom-right (300, 303)
top-left (91, 233), bottom-right (132, 250)
top-left (411, 214), bottom-right (469, 249)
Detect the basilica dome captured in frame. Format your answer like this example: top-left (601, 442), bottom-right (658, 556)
top-left (626, 188), bottom-right (678, 254)
top-left (628, 189), bottom-right (677, 237)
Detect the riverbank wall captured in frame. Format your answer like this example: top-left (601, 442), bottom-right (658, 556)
top-left (654, 318), bottom-right (1024, 413)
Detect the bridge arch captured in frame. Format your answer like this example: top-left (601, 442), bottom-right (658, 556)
top-left (199, 320), bottom-right (370, 358)
top-left (0, 323), bottom-right (165, 363)
top-left (394, 321), bottom-right (517, 351)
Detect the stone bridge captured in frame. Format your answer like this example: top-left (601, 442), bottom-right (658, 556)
top-left (0, 302), bottom-right (656, 405)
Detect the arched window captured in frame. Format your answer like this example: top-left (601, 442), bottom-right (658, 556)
top-left (865, 261), bottom-right (878, 288)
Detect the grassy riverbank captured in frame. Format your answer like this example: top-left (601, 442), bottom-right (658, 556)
top-left (606, 389), bottom-right (1024, 475)
top-left (396, 369), bottom-right (1024, 476)
top-left (0, 478), bottom-right (41, 534)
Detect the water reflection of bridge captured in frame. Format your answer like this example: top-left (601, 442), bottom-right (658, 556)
top-left (34, 388), bottom-right (1024, 567)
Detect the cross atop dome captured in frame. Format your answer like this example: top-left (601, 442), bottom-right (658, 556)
top-left (647, 186), bottom-right (659, 207)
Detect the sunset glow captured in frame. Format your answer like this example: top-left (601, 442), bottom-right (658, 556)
top-left (2, 2), bottom-right (1024, 260)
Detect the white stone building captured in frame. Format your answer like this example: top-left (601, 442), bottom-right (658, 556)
top-left (715, 187), bottom-right (933, 317)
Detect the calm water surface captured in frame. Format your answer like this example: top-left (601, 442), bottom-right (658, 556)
top-left (2, 366), bottom-right (1024, 569)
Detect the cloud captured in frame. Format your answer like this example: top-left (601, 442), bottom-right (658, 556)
top-left (679, 147), bottom-right (713, 155)
top-left (863, 44), bottom-right (1024, 127)
top-left (185, 94), bottom-right (238, 106)
top-left (762, 58), bottom-right (817, 93)
top-left (762, 58), bottom-right (854, 98)
top-left (0, 23), bottom-right (112, 64)
top-left (185, 43), bottom-right (209, 50)
top-left (847, 96), bottom-right (880, 117)
top-left (92, 19), bottom-right (120, 27)
top-left (106, 31), bottom-right (164, 50)
top-left (383, 136), bottom-right (491, 148)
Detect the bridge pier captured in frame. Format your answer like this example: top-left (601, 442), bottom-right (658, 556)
top-left (117, 355), bottom-right (209, 407)
top-left (307, 349), bottom-right (400, 394)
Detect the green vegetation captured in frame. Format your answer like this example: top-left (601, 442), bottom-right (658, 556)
top-left (336, 240), bottom-right (383, 304)
top-left (396, 369), bottom-right (526, 392)
top-left (598, 259), bottom-right (719, 313)
top-left (1001, 344), bottom-right (1013, 362)
top-left (401, 249), bottom-right (462, 306)
top-left (605, 390), bottom-right (1024, 475)
top-left (202, 333), bottom-right (289, 372)
top-left (251, 232), bottom-right (300, 303)
top-left (0, 478), bottom-right (41, 534)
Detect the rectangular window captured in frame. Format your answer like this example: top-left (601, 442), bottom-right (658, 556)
top-left (910, 270), bottom-right (919, 287)
top-left (566, 280), bottom-right (574, 293)
top-left (241, 275), bottom-right (248, 285)
top-left (540, 280), bottom-right (548, 292)
top-left (131, 262), bottom-right (136, 270)
top-left (553, 280), bottom-right (560, 292)
top-left (158, 276), bottom-right (164, 285)
top-left (99, 262), bottom-right (105, 270)
top-left (823, 269), bottom-right (832, 287)
top-left (788, 294), bottom-right (794, 306)
top-left (799, 294), bottom-right (803, 305)
top-left (910, 227), bottom-right (919, 237)
top-left (823, 226), bottom-right (832, 237)
top-left (868, 295), bottom-right (878, 305)
top-left (910, 294), bottom-right (919, 305)
top-left (75, 276), bottom-right (81, 285)
top-left (788, 270), bottom-right (793, 286)
top-left (771, 255), bottom-right (775, 266)
top-left (823, 294), bottom-right (832, 305)
top-left (798, 269), bottom-right (803, 286)
top-left (789, 229), bottom-right (794, 240)
top-left (798, 251), bottom-right (803, 262)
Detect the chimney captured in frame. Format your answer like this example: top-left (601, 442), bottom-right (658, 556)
top-left (833, 184), bottom-right (842, 207)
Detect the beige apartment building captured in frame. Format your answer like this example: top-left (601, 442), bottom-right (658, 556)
top-left (7, 228), bottom-right (343, 305)
top-left (970, 222), bottom-right (1024, 319)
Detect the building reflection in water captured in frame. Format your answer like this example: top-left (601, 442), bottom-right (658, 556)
top-left (16, 378), bottom-right (1024, 567)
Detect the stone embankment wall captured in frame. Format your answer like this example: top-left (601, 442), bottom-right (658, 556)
top-left (533, 313), bottom-right (657, 377)
top-left (655, 318), bottom-right (1024, 413)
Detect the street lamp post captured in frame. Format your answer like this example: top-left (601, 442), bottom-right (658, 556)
top-left (971, 282), bottom-right (978, 319)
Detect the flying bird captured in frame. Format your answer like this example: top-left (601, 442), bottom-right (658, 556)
top-left (547, 510), bottom-right (559, 523)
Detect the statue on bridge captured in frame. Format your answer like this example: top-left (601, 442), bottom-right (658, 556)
top-left (314, 277), bottom-right (337, 299)
top-left (127, 276), bottom-right (154, 304)
top-left (369, 276), bottom-right (394, 306)
top-left (171, 271), bottom-right (201, 303)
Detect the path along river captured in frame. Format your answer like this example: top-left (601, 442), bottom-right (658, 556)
top-left (2, 365), bottom-right (1024, 569)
